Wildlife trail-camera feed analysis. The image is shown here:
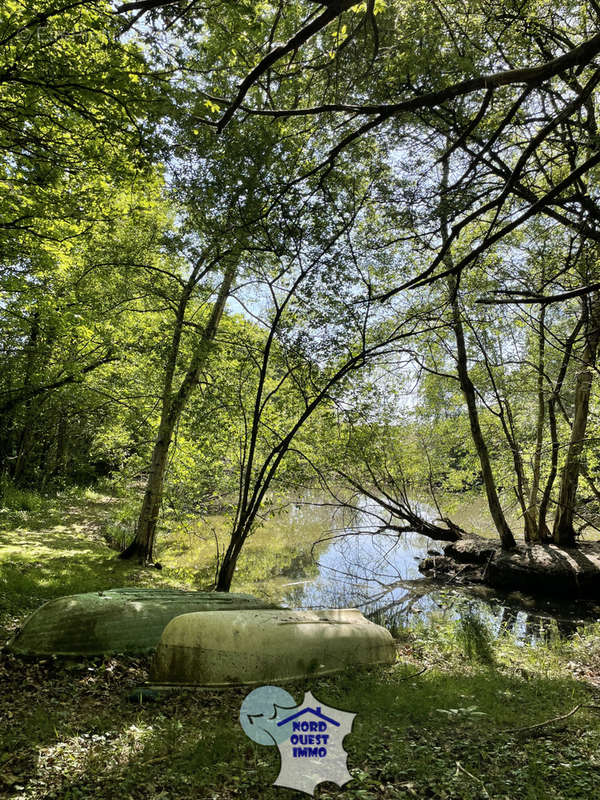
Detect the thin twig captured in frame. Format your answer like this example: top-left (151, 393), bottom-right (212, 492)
top-left (455, 761), bottom-right (490, 798)
top-left (502, 703), bottom-right (600, 734)
top-left (481, 550), bottom-right (495, 581)
top-left (395, 665), bottom-right (428, 681)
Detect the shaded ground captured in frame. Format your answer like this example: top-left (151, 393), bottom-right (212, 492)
top-left (3, 635), bottom-right (600, 799)
top-left (0, 492), bottom-right (193, 641)
top-left (3, 495), bottom-right (600, 798)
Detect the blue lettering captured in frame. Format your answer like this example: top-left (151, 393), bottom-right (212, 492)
top-left (291, 734), bottom-right (317, 745)
top-left (292, 745), bottom-right (328, 758)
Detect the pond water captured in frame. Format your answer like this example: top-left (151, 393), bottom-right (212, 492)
top-left (161, 493), bottom-right (600, 641)
top-left (249, 497), bottom-right (600, 642)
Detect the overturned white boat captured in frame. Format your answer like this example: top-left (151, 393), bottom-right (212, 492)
top-left (150, 608), bottom-right (396, 687)
top-left (9, 588), bottom-right (273, 656)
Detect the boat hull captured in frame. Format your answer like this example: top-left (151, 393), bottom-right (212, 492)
top-left (8, 588), bottom-right (273, 656)
top-left (150, 608), bottom-right (396, 687)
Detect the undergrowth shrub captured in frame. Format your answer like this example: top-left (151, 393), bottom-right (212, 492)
top-left (0, 477), bottom-right (43, 512)
top-left (455, 610), bottom-right (496, 665)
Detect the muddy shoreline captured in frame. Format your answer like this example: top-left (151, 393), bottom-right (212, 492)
top-left (419, 537), bottom-right (600, 599)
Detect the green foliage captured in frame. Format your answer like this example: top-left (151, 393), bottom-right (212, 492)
top-left (0, 478), bottom-right (43, 513)
top-left (455, 610), bottom-right (496, 665)
top-left (4, 1), bottom-right (600, 793)
top-left (3, 494), bottom-right (600, 798)
top-left (3, 0), bottom-right (600, 563)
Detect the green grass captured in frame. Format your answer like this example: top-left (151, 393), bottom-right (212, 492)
top-left (0, 488), bottom-right (196, 638)
top-left (2, 489), bottom-right (600, 798)
top-left (2, 649), bottom-right (600, 799)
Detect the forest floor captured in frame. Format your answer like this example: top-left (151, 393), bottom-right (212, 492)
top-left (2, 493), bottom-right (600, 799)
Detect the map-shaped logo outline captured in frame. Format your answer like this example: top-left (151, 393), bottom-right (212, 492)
top-left (240, 687), bottom-right (356, 796)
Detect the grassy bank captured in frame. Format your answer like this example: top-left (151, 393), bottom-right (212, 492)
top-left (2, 492), bottom-right (600, 799)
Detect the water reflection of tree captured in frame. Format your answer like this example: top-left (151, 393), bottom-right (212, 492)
top-left (273, 496), bottom-right (590, 642)
top-left (498, 605), bottom-right (579, 640)
top-left (278, 550), bottom-right (319, 579)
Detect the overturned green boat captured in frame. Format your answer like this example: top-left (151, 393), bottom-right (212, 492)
top-left (8, 588), bottom-right (273, 656)
top-left (150, 608), bottom-right (396, 687)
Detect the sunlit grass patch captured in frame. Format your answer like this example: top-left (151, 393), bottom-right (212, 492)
top-left (0, 493), bottom-right (188, 637)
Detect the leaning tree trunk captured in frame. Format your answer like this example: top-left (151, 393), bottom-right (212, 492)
top-left (120, 262), bottom-right (238, 563)
top-left (121, 411), bottom-right (176, 563)
top-left (216, 523), bottom-right (247, 591)
top-left (440, 157), bottom-right (516, 550)
top-left (553, 292), bottom-right (600, 546)
top-left (448, 276), bottom-right (516, 549)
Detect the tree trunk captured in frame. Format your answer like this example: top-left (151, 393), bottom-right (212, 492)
top-left (120, 261), bottom-right (238, 563)
top-left (53, 412), bottom-right (68, 479)
top-left (524, 305), bottom-right (547, 542)
top-left (448, 279), bottom-right (516, 549)
top-left (216, 526), bottom-right (246, 591)
top-left (11, 309), bottom-right (40, 483)
top-left (120, 414), bottom-right (174, 562)
top-left (553, 292), bottom-right (600, 546)
top-left (13, 419), bottom-right (36, 483)
top-left (498, 392), bottom-right (530, 527)
top-left (440, 157), bottom-right (516, 549)
top-left (539, 317), bottom-right (582, 535)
